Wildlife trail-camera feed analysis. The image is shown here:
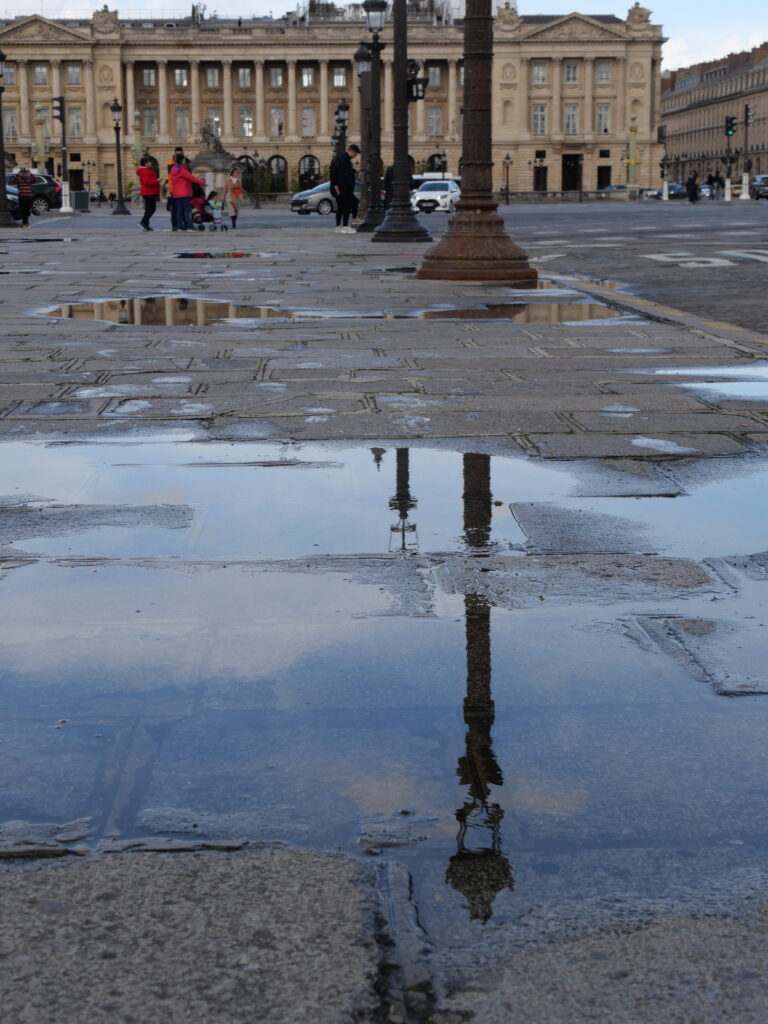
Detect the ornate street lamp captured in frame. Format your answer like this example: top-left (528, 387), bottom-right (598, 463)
top-left (502, 152), bottom-right (511, 204)
top-left (417, 0), bottom-right (536, 282)
top-left (358, 0), bottom-right (387, 231)
top-left (0, 47), bottom-right (18, 228)
top-left (355, 42), bottom-right (372, 223)
top-left (372, 0), bottom-right (431, 243)
top-left (333, 98), bottom-right (349, 158)
top-left (110, 97), bottom-right (130, 216)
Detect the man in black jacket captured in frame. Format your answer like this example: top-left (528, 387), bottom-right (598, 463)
top-left (330, 143), bottom-right (360, 234)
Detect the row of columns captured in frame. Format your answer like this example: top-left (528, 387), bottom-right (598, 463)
top-left (521, 56), bottom-right (627, 138)
top-left (11, 57), bottom-right (98, 138)
top-left (124, 56), bottom-right (462, 141)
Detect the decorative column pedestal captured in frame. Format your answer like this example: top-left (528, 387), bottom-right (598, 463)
top-left (417, 0), bottom-right (536, 284)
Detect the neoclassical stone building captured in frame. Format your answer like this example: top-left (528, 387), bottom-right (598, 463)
top-left (0, 1), bottom-right (664, 194)
top-left (661, 46), bottom-right (768, 183)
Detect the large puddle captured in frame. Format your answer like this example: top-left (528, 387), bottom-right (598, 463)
top-left (647, 362), bottom-right (768, 401)
top-left (3, 438), bottom-right (768, 947)
top-left (41, 295), bottom-right (623, 326)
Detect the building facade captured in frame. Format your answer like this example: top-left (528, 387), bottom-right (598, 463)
top-left (661, 46), bottom-right (768, 184)
top-left (0, 2), bottom-right (664, 194)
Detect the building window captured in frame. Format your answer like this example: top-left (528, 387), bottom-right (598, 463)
top-left (3, 64), bottom-right (15, 86)
top-left (595, 60), bottom-right (611, 83)
top-left (564, 62), bottom-right (578, 83)
top-left (301, 66), bottom-right (315, 88)
top-left (427, 105), bottom-right (442, 136)
top-left (532, 61), bottom-right (547, 84)
top-left (34, 65), bottom-right (48, 86)
top-left (270, 66), bottom-right (284, 88)
top-left (564, 103), bottom-right (578, 135)
top-left (332, 66), bottom-right (346, 88)
top-left (2, 107), bottom-right (18, 139)
top-left (68, 105), bottom-right (83, 138)
top-left (142, 107), bottom-right (158, 137)
top-left (205, 66), bottom-right (220, 88)
top-left (38, 106), bottom-right (51, 137)
top-left (535, 149), bottom-right (546, 159)
top-left (238, 66), bottom-right (251, 88)
top-left (175, 107), bottom-right (190, 136)
top-left (428, 65), bottom-right (441, 88)
top-left (532, 103), bottom-right (547, 135)
top-left (206, 107), bottom-right (221, 136)
top-left (239, 107), bottom-right (253, 136)
top-left (174, 67), bottom-right (188, 88)
top-left (66, 65), bottom-right (81, 86)
top-left (599, 148), bottom-right (610, 158)
top-left (270, 106), bottom-right (284, 137)
top-left (142, 67), bottom-right (156, 87)
top-left (596, 103), bottom-right (611, 134)
top-left (300, 106), bottom-right (316, 137)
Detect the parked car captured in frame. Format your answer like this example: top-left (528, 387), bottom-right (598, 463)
top-left (646, 182), bottom-right (688, 199)
top-left (750, 174), bottom-right (768, 199)
top-left (410, 179), bottom-right (461, 213)
top-left (5, 185), bottom-right (22, 220)
top-left (5, 171), bottom-right (62, 215)
top-left (290, 180), bottom-right (361, 215)
top-left (600, 184), bottom-right (627, 192)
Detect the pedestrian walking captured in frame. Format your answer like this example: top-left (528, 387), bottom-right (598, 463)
top-left (705, 171), bottom-right (717, 200)
top-left (136, 156), bottom-right (160, 231)
top-left (10, 166), bottom-right (36, 227)
top-left (223, 165), bottom-right (243, 229)
top-left (330, 143), bottom-right (360, 233)
top-left (685, 171), bottom-right (699, 203)
top-left (169, 158), bottom-right (206, 232)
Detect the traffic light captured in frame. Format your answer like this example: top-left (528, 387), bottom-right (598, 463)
top-left (52, 96), bottom-right (65, 123)
top-left (724, 115), bottom-right (737, 136)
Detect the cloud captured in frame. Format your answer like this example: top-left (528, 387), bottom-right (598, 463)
top-left (663, 28), bottom-right (767, 70)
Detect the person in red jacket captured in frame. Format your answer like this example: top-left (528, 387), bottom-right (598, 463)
top-left (169, 159), bottom-right (206, 232)
top-left (135, 156), bottom-right (160, 231)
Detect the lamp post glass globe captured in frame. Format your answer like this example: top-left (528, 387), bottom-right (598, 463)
top-left (110, 96), bottom-right (122, 125)
top-left (363, 0), bottom-right (387, 32)
top-left (355, 43), bottom-right (372, 76)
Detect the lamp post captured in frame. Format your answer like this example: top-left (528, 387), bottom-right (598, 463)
top-left (355, 42), bottom-right (372, 224)
top-left (333, 97), bottom-right (349, 158)
top-left (34, 104), bottom-right (48, 173)
top-left (372, 0), bottom-right (431, 243)
top-left (110, 97), bottom-right (130, 215)
top-left (359, 0), bottom-right (387, 231)
top-left (417, 0), bottom-right (536, 282)
top-left (502, 152), bottom-right (511, 204)
top-left (441, 149), bottom-right (447, 180)
top-left (0, 48), bottom-right (18, 228)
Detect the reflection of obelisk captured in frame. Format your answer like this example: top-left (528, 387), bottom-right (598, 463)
top-left (447, 453), bottom-right (513, 922)
top-left (389, 448), bottom-right (418, 551)
top-left (462, 453), bottom-right (492, 550)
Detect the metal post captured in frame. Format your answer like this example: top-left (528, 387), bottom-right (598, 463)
top-left (110, 97), bottom-right (130, 215)
top-left (359, 30), bottom-right (386, 231)
top-left (740, 102), bottom-right (752, 201)
top-left (355, 43), bottom-right (372, 224)
top-left (503, 153), bottom-right (511, 204)
top-left (372, 0), bottom-right (431, 243)
top-left (417, 0), bottom-right (536, 282)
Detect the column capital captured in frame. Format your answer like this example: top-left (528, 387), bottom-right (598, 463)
top-left (157, 58), bottom-right (168, 67)
top-left (125, 59), bottom-right (134, 68)
top-left (50, 57), bottom-right (61, 66)
top-left (190, 58), bottom-right (200, 67)
top-left (287, 58), bottom-right (297, 67)
top-left (254, 58), bottom-right (264, 66)
top-left (222, 58), bottom-right (232, 67)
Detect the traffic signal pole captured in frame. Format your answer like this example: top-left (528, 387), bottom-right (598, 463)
top-left (52, 96), bottom-right (73, 214)
top-left (740, 103), bottom-right (755, 201)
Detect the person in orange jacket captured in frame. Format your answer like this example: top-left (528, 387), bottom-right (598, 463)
top-left (169, 158), bottom-right (206, 232)
top-left (136, 156), bottom-right (160, 231)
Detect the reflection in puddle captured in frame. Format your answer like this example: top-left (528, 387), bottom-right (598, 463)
top-left (648, 363), bottom-right (768, 401)
top-left (42, 295), bottom-right (622, 325)
top-left (175, 251), bottom-right (259, 259)
top-left (4, 439), bottom-right (768, 943)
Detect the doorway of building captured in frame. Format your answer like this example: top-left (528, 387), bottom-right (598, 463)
top-left (533, 165), bottom-right (548, 191)
top-left (69, 169), bottom-right (84, 190)
top-left (597, 165), bottom-right (612, 189)
top-left (562, 154), bottom-right (583, 191)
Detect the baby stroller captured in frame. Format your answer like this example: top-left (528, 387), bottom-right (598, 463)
top-left (190, 185), bottom-right (228, 232)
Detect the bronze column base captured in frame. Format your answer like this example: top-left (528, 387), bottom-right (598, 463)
top-left (417, 201), bottom-right (538, 284)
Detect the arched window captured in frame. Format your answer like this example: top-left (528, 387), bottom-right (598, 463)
top-left (298, 153), bottom-right (320, 189)
top-left (267, 154), bottom-right (288, 192)
top-left (425, 152), bottom-right (447, 172)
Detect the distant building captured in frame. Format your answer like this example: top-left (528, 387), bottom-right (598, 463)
top-left (0, 2), bottom-right (663, 194)
top-left (661, 44), bottom-right (768, 182)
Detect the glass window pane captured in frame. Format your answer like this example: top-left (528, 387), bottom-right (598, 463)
top-left (206, 67), bottom-right (219, 88)
top-left (270, 67), bottom-right (284, 88)
top-left (301, 107), bottom-right (316, 137)
top-left (143, 108), bottom-right (158, 136)
top-left (239, 107), bottom-right (253, 136)
top-left (69, 106), bottom-right (83, 138)
top-left (66, 65), bottom-right (81, 86)
top-left (238, 67), bottom-right (251, 88)
top-left (2, 107), bottom-right (18, 138)
top-left (3, 64), bottom-right (15, 86)
top-left (270, 107), bottom-right (284, 136)
top-left (142, 67), bottom-right (156, 87)
top-left (427, 105), bottom-right (442, 136)
top-left (428, 65), bottom-right (440, 87)
top-left (332, 67), bottom-right (346, 88)
top-left (206, 107), bottom-right (221, 135)
top-left (301, 67), bottom-right (314, 88)
top-left (532, 62), bottom-right (546, 84)
top-left (34, 65), bottom-right (48, 85)
top-left (175, 107), bottom-right (190, 135)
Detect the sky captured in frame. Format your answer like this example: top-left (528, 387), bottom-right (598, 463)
top-left (0, 0), bottom-right (765, 71)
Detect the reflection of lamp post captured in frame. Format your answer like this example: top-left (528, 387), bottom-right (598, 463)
top-left (359, 0), bottom-right (387, 232)
top-left (110, 97), bottom-right (130, 216)
top-left (355, 42), bottom-right (372, 223)
top-left (372, 0), bottom-right (431, 243)
top-left (0, 48), bottom-right (17, 228)
top-left (502, 152), bottom-right (511, 204)
top-left (388, 448), bottom-right (418, 551)
top-left (446, 453), bottom-right (513, 924)
top-left (625, 114), bottom-right (640, 199)
top-left (417, 0), bottom-right (536, 282)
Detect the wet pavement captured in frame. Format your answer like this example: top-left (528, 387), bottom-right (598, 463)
top-left (3, 208), bottom-right (768, 1023)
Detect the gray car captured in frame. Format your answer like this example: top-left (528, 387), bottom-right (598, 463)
top-left (290, 180), bottom-right (361, 215)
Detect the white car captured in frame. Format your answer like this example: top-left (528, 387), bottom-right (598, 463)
top-left (410, 179), bottom-right (461, 213)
